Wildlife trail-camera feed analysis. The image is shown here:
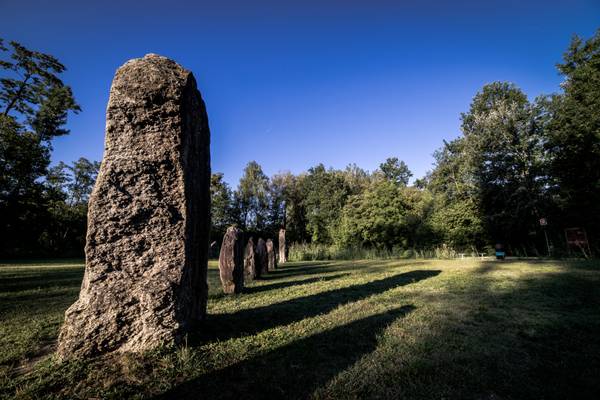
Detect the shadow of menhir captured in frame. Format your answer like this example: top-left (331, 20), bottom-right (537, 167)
top-left (193, 269), bottom-right (440, 343)
top-left (242, 272), bottom-right (351, 295)
top-left (264, 260), bottom-right (428, 280)
top-left (0, 267), bottom-right (83, 293)
top-left (258, 262), bottom-right (337, 280)
top-left (158, 306), bottom-right (415, 400)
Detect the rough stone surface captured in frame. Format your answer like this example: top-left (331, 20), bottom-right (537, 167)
top-left (56, 54), bottom-right (211, 358)
top-left (244, 237), bottom-right (256, 281)
top-left (266, 239), bottom-right (277, 271)
top-left (279, 228), bottom-right (287, 263)
top-left (256, 238), bottom-right (268, 276)
top-left (219, 226), bottom-right (244, 294)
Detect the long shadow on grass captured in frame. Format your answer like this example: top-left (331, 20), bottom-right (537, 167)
top-left (243, 273), bottom-right (351, 294)
top-left (315, 262), bottom-right (600, 399)
top-left (258, 262), bottom-right (339, 280)
top-left (0, 268), bottom-right (83, 293)
top-left (193, 269), bottom-right (439, 344)
top-left (160, 306), bottom-right (414, 400)
top-left (207, 272), bottom-right (351, 302)
top-left (262, 260), bottom-right (426, 280)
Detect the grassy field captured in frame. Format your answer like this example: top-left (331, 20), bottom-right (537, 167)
top-left (1, 258), bottom-right (599, 399)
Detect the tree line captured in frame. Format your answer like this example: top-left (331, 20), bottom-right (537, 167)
top-left (0, 39), bottom-right (98, 258)
top-left (2, 30), bottom-right (599, 259)
top-left (212, 30), bottom-right (600, 258)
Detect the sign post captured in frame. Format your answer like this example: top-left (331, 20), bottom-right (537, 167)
top-left (539, 218), bottom-right (551, 257)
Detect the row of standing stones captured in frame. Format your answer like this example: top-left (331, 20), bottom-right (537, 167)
top-left (55, 54), bottom-right (285, 360)
top-left (218, 227), bottom-right (287, 294)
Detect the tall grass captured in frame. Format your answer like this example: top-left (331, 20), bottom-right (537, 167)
top-left (287, 243), bottom-right (489, 261)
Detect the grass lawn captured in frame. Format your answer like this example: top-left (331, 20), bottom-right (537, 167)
top-left (1, 258), bottom-right (599, 399)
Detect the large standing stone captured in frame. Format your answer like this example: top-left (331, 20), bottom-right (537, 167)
top-left (56, 54), bottom-right (211, 358)
top-left (256, 238), bottom-right (268, 276)
top-left (219, 226), bottom-right (244, 294)
top-left (279, 228), bottom-right (287, 263)
top-left (266, 239), bottom-right (277, 271)
top-left (244, 237), bottom-right (256, 281)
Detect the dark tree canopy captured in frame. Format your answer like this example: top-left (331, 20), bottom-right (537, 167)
top-left (0, 38), bottom-right (88, 257)
top-left (544, 30), bottom-right (600, 239)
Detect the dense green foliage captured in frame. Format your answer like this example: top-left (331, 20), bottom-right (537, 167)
top-left (2, 30), bottom-right (600, 258)
top-left (0, 39), bottom-right (97, 258)
top-left (209, 172), bottom-right (235, 244)
top-left (213, 30), bottom-right (600, 257)
top-left (544, 33), bottom-right (600, 250)
top-left (379, 156), bottom-right (412, 186)
top-left (338, 180), bottom-right (433, 250)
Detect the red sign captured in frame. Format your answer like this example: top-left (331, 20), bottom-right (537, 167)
top-left (565, 227), bottom-right (588, 246)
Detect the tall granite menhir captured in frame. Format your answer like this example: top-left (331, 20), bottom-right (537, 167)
top-left (57, 54), bottom-right (211, 358)
top-left (219, 226), bottom-right (244, 294)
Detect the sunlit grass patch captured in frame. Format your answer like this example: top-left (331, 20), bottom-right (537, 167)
top-left (0, 258), bottom-right (599, 399)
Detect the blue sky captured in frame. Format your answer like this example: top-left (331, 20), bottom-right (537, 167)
top-left (2, 0), bottom-right (599, 185)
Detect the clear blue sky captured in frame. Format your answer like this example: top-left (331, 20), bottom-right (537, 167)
top-left (2, 0), bottom-right (599, 185)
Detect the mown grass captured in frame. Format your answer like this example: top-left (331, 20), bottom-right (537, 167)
top-left (1, 258), bottom-right (599, 399)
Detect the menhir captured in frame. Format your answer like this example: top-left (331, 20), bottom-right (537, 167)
top-left (57, 54), bottom-right (211, 358)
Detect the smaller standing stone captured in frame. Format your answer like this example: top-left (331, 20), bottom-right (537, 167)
top-left (219, 226), bottom-right (244, 294)
top-left (244, 237), bottom-right (256, 281)
top-left (266, 239), bottom-right (277, 271)
top-left (256, 238), bottom-right (268, 276)
top-left (279, 228), bottom-right (287, 263)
